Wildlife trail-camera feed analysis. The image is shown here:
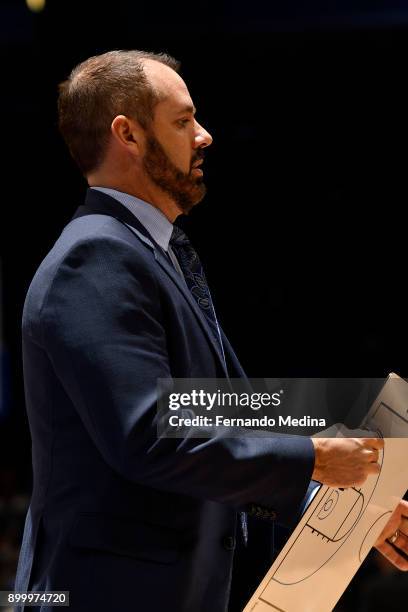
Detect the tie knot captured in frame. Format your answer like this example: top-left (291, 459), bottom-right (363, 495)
top-left (170, 225), bottom-right (190, 247)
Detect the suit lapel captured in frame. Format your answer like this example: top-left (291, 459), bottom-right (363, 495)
top-left (126, 223), bottom-right (228, 373)
top-left (71, 189), bottom-right (228, 375)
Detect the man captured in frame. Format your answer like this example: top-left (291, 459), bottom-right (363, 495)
top-left (14, 50), bottom-right (407, 611)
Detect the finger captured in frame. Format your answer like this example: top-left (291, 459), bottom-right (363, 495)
top-left (393, 530), bottom-right (408, 557)
top-left (369, 449), bottom-right (379, 462)
top-left (376, 540), bottom-right (408, 571)
top-left (362, 448), bottom-right (379, 462)
top-left (366, 462), bottom-right (381, 476)
top-left (361, 438), bottom-right (384, 450)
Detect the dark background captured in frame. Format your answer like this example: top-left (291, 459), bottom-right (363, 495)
top-left (1, 0), bottom-right (408, 609)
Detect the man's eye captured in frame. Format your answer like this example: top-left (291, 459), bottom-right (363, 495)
top-left (178, 119), bottom-right (190, 127)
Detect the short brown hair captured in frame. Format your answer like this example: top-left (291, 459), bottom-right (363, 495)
top-left (57, 50), bottom-right (180, 175)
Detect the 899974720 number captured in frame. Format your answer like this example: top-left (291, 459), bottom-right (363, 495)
top-left (0, 591), bottom-right (69, 606)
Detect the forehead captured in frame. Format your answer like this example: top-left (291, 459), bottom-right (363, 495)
top-left (143, 59), bottom-right (194, 113)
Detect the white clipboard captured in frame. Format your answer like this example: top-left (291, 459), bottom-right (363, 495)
top-left (244, 373), bottom-right (408, 612)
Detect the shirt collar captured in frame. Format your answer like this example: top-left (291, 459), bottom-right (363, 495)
top-left (91, 187), bottom-right (173, 252)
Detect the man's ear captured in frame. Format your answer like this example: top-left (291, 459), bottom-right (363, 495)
top-left (110, 115), bottom-right (143, 156)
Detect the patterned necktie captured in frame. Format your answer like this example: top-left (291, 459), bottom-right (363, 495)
top-left (170, 226), bottom-right (225, 361)
top-left (171, 226), bottom-right (247, 540)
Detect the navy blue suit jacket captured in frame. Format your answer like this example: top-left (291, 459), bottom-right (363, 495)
top-left (15, 189), bottom-right (314, 611)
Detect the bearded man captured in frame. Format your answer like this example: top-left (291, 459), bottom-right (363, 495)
top-left (14, 50), bottom-right (407, 612)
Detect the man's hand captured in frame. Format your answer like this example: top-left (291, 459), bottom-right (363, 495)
top-left (374, 499), bottom-right (408, 571)
top-left (311, 438), bottom-right (384, 488)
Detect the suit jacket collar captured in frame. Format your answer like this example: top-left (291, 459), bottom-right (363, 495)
top-left (71, 188), bottom-right (229, 375)
top-left (72, 188), bottom-right (154, 243)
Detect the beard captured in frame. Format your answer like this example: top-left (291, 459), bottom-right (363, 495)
top-left (142, 132), bottom-right (207, 214)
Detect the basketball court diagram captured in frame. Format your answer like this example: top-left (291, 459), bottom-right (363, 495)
top-left (244, 375), bottom-right (408, 612)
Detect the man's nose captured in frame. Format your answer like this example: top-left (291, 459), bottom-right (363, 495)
top-left (194, 120), bottom-right (213, 148)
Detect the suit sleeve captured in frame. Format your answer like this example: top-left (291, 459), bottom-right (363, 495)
top-left (40, 234), bottom-right (315, 527)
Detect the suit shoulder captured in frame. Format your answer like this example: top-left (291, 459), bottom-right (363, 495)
top-left (61, 214), bottom-right (152, 255)
top-left (33, 214), bottom-right (154, 281)
top-left (23, 215), bottom-right (156, 342)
